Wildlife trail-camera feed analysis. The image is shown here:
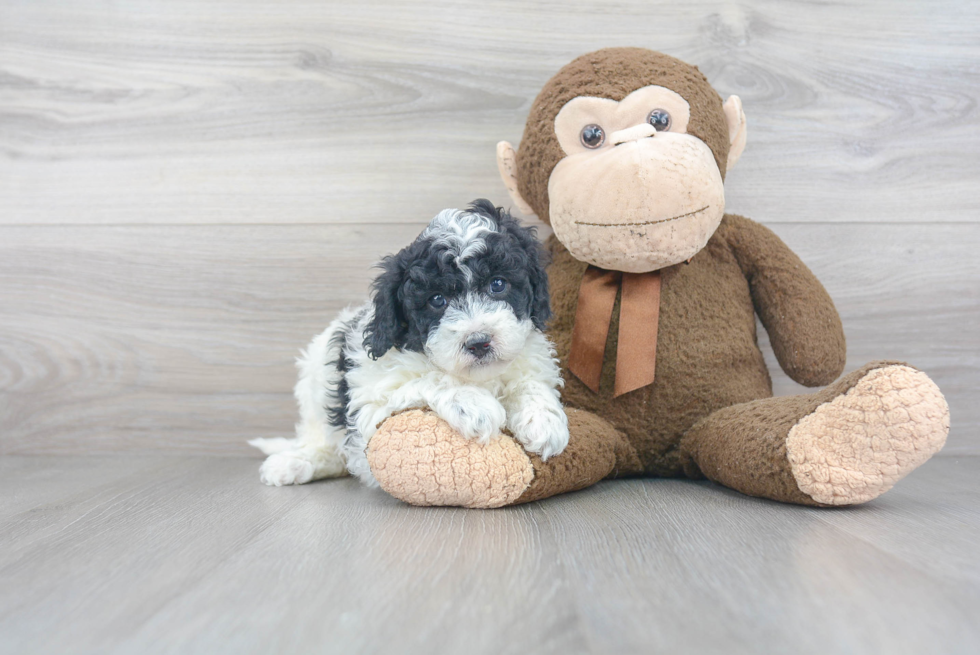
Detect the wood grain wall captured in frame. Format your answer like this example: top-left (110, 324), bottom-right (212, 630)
top-left (1, 0), bottom-right (978, 456)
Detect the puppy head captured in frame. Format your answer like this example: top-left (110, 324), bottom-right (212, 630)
top-left (365, 199), bottom-right (550, 380)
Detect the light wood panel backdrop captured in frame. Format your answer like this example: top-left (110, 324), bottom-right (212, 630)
top-left (1, 0), bottom-right (978, 456)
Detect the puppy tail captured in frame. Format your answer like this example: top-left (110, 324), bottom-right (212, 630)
top-left (248, 437), bottom-right (298, 455)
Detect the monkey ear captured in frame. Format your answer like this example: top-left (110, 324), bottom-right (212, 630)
top-left (723, 96), bottom-right (747, 173)
top-left (496, 141), bottom-right (537, 217)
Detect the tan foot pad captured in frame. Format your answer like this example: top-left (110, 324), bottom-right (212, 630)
top-left (787, 365), bottom-right (949, 505)
top-left (366, 410), bottom-right (534, 508)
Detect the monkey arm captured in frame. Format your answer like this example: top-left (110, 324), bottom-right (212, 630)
top-left (720, 214), bottom-right (846, 387)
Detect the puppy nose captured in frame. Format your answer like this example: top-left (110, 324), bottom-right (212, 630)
top-left (464, 333), bottom-right (493, 358)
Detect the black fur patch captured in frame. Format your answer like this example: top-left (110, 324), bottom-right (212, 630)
top-left (326, 310), bottom-right (364, 429)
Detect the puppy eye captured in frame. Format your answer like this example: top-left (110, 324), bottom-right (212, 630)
top-left (428, 294), bottom-right (447, 309)
top-left (489, 278), bottom-right (508, 294)
top-left (580, 124), bottom-right (605, 149)
top-left (647, 109), bottom-right (671, 132)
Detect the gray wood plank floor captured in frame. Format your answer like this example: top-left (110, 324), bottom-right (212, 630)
top-left (1, 455), bottom-right (977, 655)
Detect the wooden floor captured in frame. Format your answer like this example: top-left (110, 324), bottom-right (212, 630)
top-left (1, 454), bottom-right (977, 655)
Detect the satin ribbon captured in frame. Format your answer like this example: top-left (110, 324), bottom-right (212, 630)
top-left (567, 266), bottom-right (662, 397)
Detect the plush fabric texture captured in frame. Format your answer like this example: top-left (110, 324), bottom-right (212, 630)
top-left (367, 409), bottom-right (534, 509)
top-left (516, 48), bottom-right (731, 224)
top-left (679, 361), bottom-right (899, 505)
top-left (723, 213), bottom-right (847, 386)
top-left (545, 131), bottom-right (726, 272)
top-left (786, 364), bottom-right (949, 505)
top-left (548, 213), bottom-right (846, 477)
top-left (496, 141), bottom-right (536, 216)
top-left (723, 96), bottom-right (747, 171)
top-left (364, 363), bottom-right (950, 509)
top-left (367, 408), bottom-right (643, 509)
top-left (514, 407), bottom-right (643, 504)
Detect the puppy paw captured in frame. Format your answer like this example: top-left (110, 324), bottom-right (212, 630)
top-left (511, 406), bottom-right (570, 461)
top-left (258, 452), bottom-right (315, 486)
top-left (435, 388), bottom-right (507, 443)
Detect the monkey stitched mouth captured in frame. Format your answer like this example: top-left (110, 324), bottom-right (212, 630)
top-left (575, 205), bottom-right (710, 228)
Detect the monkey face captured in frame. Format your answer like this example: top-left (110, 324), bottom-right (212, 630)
top-left (497, 49), bottom-right (747, 274)
top-left (547, 85), bottom-right (725, 273)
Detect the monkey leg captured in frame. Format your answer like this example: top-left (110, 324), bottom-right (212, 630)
top-left (680, 361), bottom-right (949, 506)
top-left (366, 407), bottom-right (642, 508)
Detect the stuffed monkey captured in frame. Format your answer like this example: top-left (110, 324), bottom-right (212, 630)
top-left (366, 48), bottom-right (949, 508)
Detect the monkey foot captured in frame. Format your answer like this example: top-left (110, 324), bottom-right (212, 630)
top-left (786, 365), bottom-right (949, 505)
top-left (366, 410), bottom-right (534, 508)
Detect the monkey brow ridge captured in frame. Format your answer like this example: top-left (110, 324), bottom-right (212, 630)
top-left (575, 205), bottom-right (710, 227)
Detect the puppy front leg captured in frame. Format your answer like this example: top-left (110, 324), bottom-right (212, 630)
top-left (387, 378), bottom-right (506, 444)
top-left (503, 382), bottom-right (569, 460)
top-left (428, 386), bottom-right (507, 444)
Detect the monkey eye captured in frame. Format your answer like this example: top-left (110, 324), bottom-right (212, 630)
top-left (580, 124), bottom-right (605, 149)
top-left (489, 277), bottom-right (508, 294)
top-left (647, 109), bottom-right (671, 132)
top-left (428, 294), bottom-right (447, 309)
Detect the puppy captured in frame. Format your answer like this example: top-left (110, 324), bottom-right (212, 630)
top-left (250, 199), bottom-right (569, 487)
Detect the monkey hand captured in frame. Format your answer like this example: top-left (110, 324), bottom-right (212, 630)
top-left (366, 409), bottom-right (534, 508)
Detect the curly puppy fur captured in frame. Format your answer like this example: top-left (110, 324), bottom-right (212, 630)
top-left (250, 200), bottom-right (568, 487)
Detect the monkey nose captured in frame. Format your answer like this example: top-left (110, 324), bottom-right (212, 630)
top-left (464, 333), bottom-right (493, 359)
top-left (610, 123), bottom-right (658, 146)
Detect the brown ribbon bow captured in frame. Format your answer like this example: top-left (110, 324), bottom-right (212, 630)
top-left (568, 266), bottom-right (662, 397)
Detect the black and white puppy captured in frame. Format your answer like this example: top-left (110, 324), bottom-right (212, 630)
top-left (250, 200), bottom-right (569, 487)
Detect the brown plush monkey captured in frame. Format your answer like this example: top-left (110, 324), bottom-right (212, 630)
top-left (365, 48), bottom-right (949, 508)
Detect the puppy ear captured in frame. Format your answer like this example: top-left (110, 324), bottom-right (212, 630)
top-left (365, 255), bottom-right (407, 359)
top-left (481, 202), bottom-right (552, 330)
top-left (466, 198), bottom-right (500, 222)
top-left (526, 247), bottom-right (552, 331)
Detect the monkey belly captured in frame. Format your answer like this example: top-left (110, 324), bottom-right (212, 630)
top-left (547, 231), bottom-right (773, 476)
